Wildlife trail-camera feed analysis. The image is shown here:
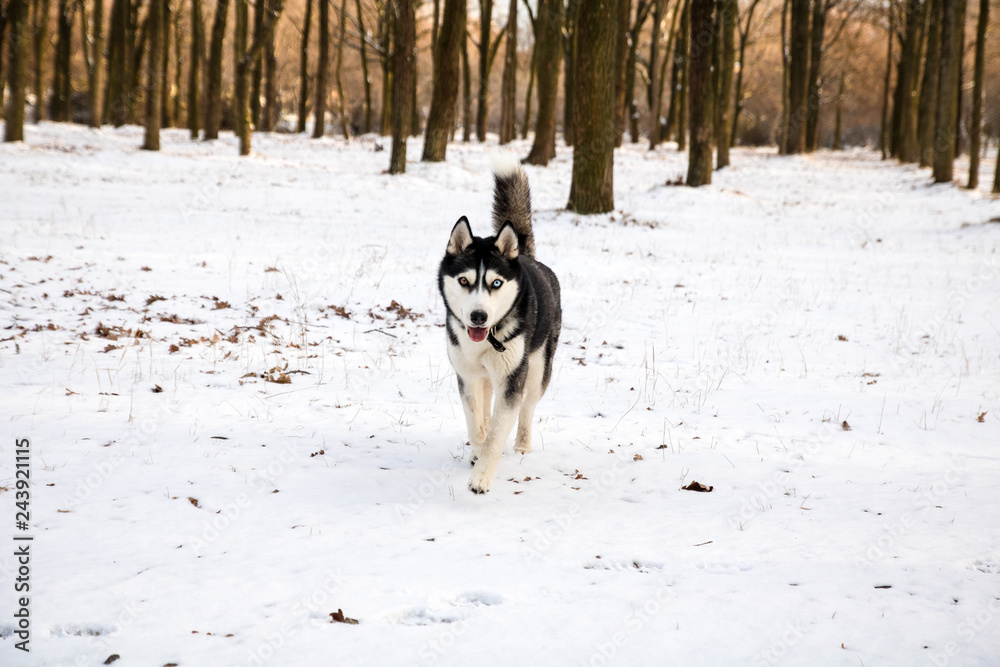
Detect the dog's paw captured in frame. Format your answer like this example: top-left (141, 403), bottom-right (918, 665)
top-left (513, 442), bottom-right (531, 455)
top-left (468, 466), bottom-right (494, 494)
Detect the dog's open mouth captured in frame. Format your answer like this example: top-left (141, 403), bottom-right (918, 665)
top-left (467, 327), bottom-right (489, 343)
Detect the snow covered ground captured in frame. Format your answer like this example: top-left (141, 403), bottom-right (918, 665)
top-left (1, 122), bottom-right (999, 666)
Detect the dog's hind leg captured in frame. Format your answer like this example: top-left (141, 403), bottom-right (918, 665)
top-left (514, 350), bottom-right (546, 455)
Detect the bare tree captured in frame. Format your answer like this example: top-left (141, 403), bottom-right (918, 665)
top-left (355, 0), bottom-right (373, 132)
top-left (520, 0), bottom-right (536, 140)
top-left (204, 0), bottom-right (230, 139)
top-left (567, 0), bottom-right (619, 213)
top-left (731, 0), bottom-right (762, 145)
top-left (234, 0), bottom-right (284, 155)
top-left (686, 0), bottom-right (714, 185)
top-left (143, 0), bottom-right (166, 150)
top-left (498, 0), bottom-right (517, 143)
top-left (715, 0), bottom-right (735, 167)
top-left (388, 0), bottom-right (414, 173)
top-left (83, 0), bottom-right (105, 127)
top-left (335, 0), bottom-right (350, 138)
top-left (461, 26), bottom-right (471, 140)
top-left (932, 0), bottom-right (965, 183)
top-left (52, 0), bottom-right (74, 121)
top-left (297, 0), bottom-right (313, 132)
top-left (918, 0), bottom-right (942, 166)
top-left (314, 0), bottom-right (330, 137)
top-left (783, 0), bottom-right (809, 154)
top-left (966, 0), bottom-right (987, 189)
top-left (4, 0), bottom-right (28, 141)
top-left (524, 0), bottom-right (562, 165)
top-left (563, 0), bottom-right (579, 146)
top-left (32, 0), bottom-right (52, 123)
top-left (612, 0), bottom-right (630, 147)
top-left (624, 0), bottom-right (652, 143)
top-left (422, 0), bottom-right (465, 161)
top-left (892, 0), bottom-right (924, 163)
top-left (473, 0), bottom-right (505, 141)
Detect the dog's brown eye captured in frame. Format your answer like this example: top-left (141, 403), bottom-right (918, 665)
top-left (458, 277), bottom-right (470, 287)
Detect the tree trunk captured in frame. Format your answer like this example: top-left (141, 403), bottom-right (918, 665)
top-left (4, 0), bottom-right (28, 141)
top-left (234, 0), bottom-right (283, 154)
top-left (422, 0), bottom-right (464, 161)
top-left (103, 0), bottom-right (127, 125)
top-left (498, 0), bottom-right (516, 144)
top-left (524, 0), bottom-right (561, 165)
top-left (833, 69), bottom-right (845, 150)
top-left (777, 0), bottom-right (790, 152)
top-left (715, 0), bottom-right (735, 167)
top-left (880, 5), bottom-right (894, 159)
top-left (85, 0), bottom-right (105, 127)
top-left (378, 2), bottom-right (391, 135)
top-left (563, 0), bottom-right (579, 146)
top-left (521, 0), bottom-right (536, 140)
top-left (994, 141), bottom-right (1000, 193)
top-left (804, 0), bottom-right (827, 152)
top-left (188, 0), bottom-right (203, 137)
top-left (784, 0), bottom-right (809, 154)
top-left (613, 0), bottom-right (631, 148)
top-left (654, 0), bottom-right (681, 146)
top-left (250, 0), bottom-right (264, 127)
top-left (893, 0), bottom-right (924, 163)
top-left (461, 28), bottom-right (471, 141)
top-left (388, 0), bottom-right (414, 173)
top-left (261, 0), bottom-right (277, 131)
top-left (160, 0), bottom-right (172, 128)
top-left (731, 0), bottom-right (760, 146)
top-left (335, 0), bottom-right (350, 137)
top-left (143, 0), bottom-right (165, 150)
top-left (625, 0), bottom-right (650, 144)
top-left (355, 0), bottom-right (372, 132)
top-left (297, 0), bottom-right (312, 132)
top-left (918, 0), bottom-right (942, 166)
top-left (32, 0), bottom-right (52, 123)
top-left (204, 0), bottom-right (230, 139)
top-left (53, 0), bottom-right (73, 122)
top-left (313, 0), bottom-right (329, 138)
top-left (953, 8), bottom-right (964, 158)
top-left (671, 0), bottom-right (689, 149)
top-left (567, 0), bottom-right (618, 213)
top-left (409, 34), bottom-right (418, 137)
top-left (686, 0), bottom-right (714, 185)
top-left (932, 0), bottom-right (964, 183)
top-left (475, 0), bottom-right (493, 142)
top-left (967, 0), bottom-right (987, 189)
top-left (233, 0), bottom-right (249, 149)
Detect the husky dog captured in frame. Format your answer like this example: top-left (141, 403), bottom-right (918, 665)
top-left (438, 160), bottom-right (562, 494)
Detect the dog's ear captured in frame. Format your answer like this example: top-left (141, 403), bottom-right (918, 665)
top-left (495, 221), bottom-right (519, 259)
top-left (447, 216), bottom-right (473, 255)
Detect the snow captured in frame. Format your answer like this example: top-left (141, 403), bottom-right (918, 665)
top-left (1, 122), bottom-right (999, 666)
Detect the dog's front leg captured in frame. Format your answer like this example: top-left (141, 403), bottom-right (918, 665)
top-left (468, 392), bottom-right (520, 494)
top-left (459, 376), bottom-right (490, 462)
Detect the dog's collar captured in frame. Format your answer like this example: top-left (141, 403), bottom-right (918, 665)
top-left (487, 329), bottom-right (507, 353)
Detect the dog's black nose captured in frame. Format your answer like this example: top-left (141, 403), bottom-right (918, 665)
top-left (470, 310), bottom-right (488, 326)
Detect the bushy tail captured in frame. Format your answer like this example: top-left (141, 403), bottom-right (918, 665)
top-left (491, 156), bottom-right (535, 258)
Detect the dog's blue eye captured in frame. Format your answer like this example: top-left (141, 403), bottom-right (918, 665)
top-left (492, 279), bottom-right (503, 289)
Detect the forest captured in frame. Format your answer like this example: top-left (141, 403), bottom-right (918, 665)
top-left (2, 0), bottom-right (999, 203)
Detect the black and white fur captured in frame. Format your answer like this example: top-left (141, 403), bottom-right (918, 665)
top-left (438, 159), bottom-right (561, 494)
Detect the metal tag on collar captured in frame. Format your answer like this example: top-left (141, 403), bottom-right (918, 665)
top-left (487, 330), bottom-right (506, 353)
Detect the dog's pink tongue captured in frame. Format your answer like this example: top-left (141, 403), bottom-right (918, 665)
top-left (468, 327), bottom-right (489, 343)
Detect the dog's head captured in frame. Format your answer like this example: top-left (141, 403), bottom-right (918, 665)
top-left (439, 216), bottom-right (521, 343)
